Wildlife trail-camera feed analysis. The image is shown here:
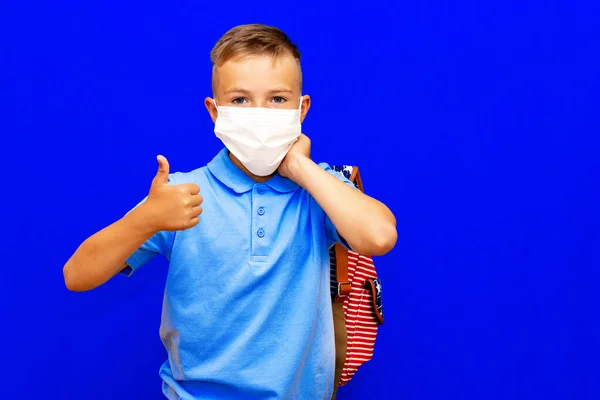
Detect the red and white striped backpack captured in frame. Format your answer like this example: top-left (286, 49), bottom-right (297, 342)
top-left (329, 165), bottom-right (385, 387)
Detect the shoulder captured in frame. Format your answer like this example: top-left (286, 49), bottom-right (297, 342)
top-left (167, 166), bottom-right (210, 186)
top-left (316, 162), bottom-right (355, 186)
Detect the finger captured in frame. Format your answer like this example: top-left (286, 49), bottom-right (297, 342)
top-left (190, 205), bottom-right (202, 217)
top-left (188, 217), bottom-right (200, 228)
top-left (189, 194), bottom-right (203, 207)
top-left (153, 155), bottom-right (170, 185)
top-left (179, 183), bottom-right (200, 195)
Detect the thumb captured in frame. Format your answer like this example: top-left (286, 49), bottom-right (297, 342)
top-left (153, 155), bottom-right (170, 185)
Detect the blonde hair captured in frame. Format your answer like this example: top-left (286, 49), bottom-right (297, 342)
top-left (210, 24), bottom-right (302, 90)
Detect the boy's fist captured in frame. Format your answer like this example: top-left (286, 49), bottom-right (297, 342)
top-left (145, 155), bottom-right (203, 232)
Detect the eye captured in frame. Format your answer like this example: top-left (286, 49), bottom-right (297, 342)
top-left (271, 96), bottom-right (287, 104)
top-left (232, 97), bottom-right (248, 105)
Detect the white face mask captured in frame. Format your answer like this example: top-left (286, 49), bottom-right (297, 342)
top-left (213, 97), bottom-right (302, 176)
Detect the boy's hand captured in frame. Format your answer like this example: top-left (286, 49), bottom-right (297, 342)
top-left (143, 155), bottom-right (203, 232)
top-left (278, 133), bottom-right (311, 180)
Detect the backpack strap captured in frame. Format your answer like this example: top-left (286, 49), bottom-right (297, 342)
top-left (333, 165), bottom-right (364, 303)
top-left (349, 165), bottom-right (364, 192)
top-left (334, 243), bottom-right (351, 302)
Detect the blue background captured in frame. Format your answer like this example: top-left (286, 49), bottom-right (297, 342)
top-left (1, 1), bottom-right (599, 399)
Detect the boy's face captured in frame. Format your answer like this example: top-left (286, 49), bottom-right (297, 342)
top-left (205, 54), bottom-right (310, 123)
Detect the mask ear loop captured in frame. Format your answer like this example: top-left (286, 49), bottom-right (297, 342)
top-left (298, 95), bottom-right (304, 122)
top-left (298, 96), bottom-right (304, 129)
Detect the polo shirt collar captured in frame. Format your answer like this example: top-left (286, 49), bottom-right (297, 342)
top-left (207, 147), bottom-right (299, 194)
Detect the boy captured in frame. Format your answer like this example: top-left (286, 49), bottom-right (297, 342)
top-left (63, 24), bottom-right (397, 400)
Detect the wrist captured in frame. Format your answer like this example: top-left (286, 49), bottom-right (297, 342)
top-left (129, 202), bottom-right (162, 236)
top-left (286, 154), bottom-right (313, 186)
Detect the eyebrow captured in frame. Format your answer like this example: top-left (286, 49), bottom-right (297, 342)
top-left (223, 87), bottom-right (294, 95)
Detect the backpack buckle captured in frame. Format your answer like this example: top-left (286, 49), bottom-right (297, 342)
top-left (336, 281), bottom-right (352, 302)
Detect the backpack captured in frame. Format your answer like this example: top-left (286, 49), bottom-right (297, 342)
top-left (329, 165), bottom-right (385, 393)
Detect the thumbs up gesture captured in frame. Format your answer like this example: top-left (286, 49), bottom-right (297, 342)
top-left (145, 155), bottom-right (203, 232)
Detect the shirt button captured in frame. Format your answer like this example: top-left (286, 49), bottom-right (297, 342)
top-left (257, 228), bottom-right (265, 238)
top-left (257, 207), bottom-right (265, 216)
top-left (257, 187), bottom-right (265, 195)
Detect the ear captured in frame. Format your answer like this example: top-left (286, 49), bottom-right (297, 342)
top-left (300, 94), bottom-right (311, 123)
top-left (204, 97), bottom-right (218, 123)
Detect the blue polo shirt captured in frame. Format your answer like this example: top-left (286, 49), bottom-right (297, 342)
top-left (123, 147), bottom-right (356, 400)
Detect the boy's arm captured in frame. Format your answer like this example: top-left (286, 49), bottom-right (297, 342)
top-left (287, 154), bottom-right (397, 256)
top-left (62, 204), bottom-right (160, 292)
top-left (62, 155), bottom-right (202, 292)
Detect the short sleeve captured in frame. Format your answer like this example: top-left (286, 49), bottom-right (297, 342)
top-left (318, 163), bottom-right (360, 250)
top-left (119, 176), bottom-right (177, 277)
